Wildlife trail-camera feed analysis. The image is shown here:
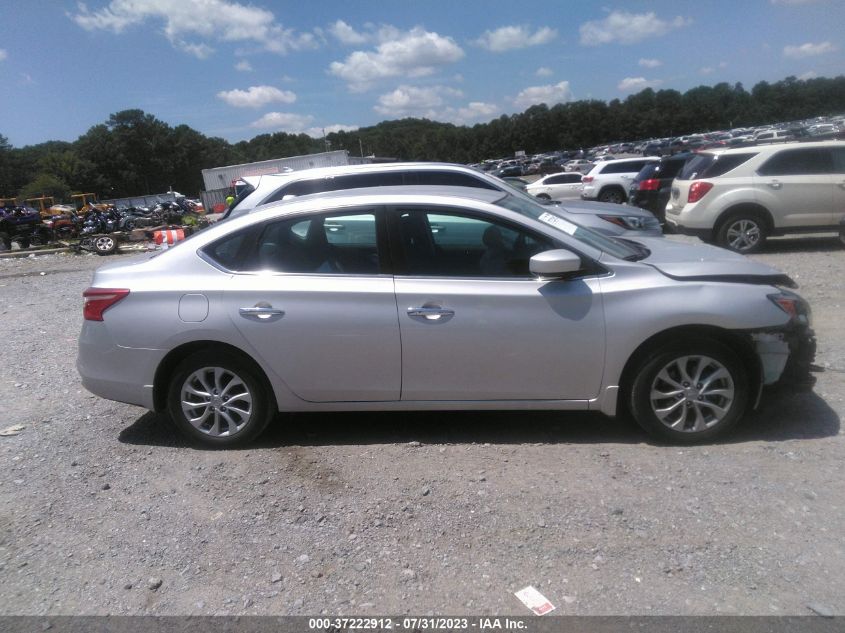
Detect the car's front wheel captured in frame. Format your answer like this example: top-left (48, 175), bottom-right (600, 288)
top-left (167, 351), bottom-right (274, 447)
top-left (717, 213), bottom-right (767, 253)
top-left (628, 339), bottom-right (749, 443)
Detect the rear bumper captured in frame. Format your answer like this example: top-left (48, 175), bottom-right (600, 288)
top-left (77, 322), bottom-right (163, 410)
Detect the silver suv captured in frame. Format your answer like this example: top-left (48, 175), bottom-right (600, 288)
top-left (580, 157), bottom-right (659, 204)
top-left (666, 141), bottom-right (845, 252)
top-left (225, 162), bottom-right (661, 237)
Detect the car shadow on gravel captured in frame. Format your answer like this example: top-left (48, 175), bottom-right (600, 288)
top-left (118, 389), bottom-right (838, 449)
top-left (759, 235), bottom-right (843, 254)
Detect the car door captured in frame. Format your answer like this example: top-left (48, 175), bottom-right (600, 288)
top-left (389, 205), bottom-right (605, 401)
top-left (222, 208), bottom-right (401, 402)
top-left (546, 173), bottom-right (583, 199)
top-left (754, 147), bottom-right (835, 227)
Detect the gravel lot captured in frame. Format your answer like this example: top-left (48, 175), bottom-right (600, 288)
top-left (0, 235), bottom-right (843, 617)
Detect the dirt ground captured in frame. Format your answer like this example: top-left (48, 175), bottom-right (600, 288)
top-left (0, 234), bottom-right (843, 616)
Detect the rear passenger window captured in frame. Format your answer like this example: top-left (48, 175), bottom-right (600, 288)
top-left (405, 171), bottom-right (498, 189)
top-left (757, 148), bottom-right (832, 176)
top-left (250, 211), bottom-right (380, 275)
top-left (681, 153), bottom-right (757, 180)
top-left (201, 229), bottom-right (251, 270)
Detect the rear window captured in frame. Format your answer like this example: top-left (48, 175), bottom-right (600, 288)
top-left (600, 160), bottom-right (651, 174)
top-left (633, 163), bottom-right (659, 182)
top-left (679, 153), bottom-right (757, 180)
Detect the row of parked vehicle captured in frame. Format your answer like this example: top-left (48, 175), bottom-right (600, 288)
top-left (520, 140), bottom-right (845, 253)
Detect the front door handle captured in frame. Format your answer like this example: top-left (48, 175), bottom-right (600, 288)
top-left (407, 306), bottom-right (455, 320)
top-left (239, 303), bottom-right (285, 320)
top-left (768, 179), bottom-right (782, 189)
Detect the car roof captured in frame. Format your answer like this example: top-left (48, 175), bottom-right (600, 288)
top-left (699, 139), bottom-right (845, 156)
top-left (240, 161), bottom-right (482, 189)
top-left (250, 185), bottom-right (507, 214)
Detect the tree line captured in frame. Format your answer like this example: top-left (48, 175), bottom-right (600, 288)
top-left (1, 75), bottom-right (843, 202)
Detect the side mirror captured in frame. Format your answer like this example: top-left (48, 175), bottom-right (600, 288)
top-left (530, 249), bottom-right (583, 278)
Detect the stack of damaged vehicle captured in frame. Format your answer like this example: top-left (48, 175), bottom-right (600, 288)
top-left (78, 162), bottom-right (817, 448)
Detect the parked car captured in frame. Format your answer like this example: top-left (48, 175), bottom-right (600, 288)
top-left (563, 159), bottom-right (593, 173)
top-left (628, 153), bottom-right (693, 223)
top-left (0, 205), bottom-right (50, 250)
top-left (225, 162), bottom-right (662, 238)
top-left (494, 165), bottom-right (524, 177)
top-left (665, 141), bottom-right (845, 252)
top-left (581, 157), bottom-right (659, 204)
top-left (526, 172), bottom-right (584, 201)
top-left (78, 187), bottom-right (816, 447)
top-left (753, 129), bottom-right (793, 144)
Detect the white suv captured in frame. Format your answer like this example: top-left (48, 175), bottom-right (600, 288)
top-left (665, 141), bottom-right (845, 253)
top-left (580, 157), bottom-right (658, 204)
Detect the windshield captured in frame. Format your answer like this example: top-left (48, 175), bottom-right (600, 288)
top-left (495, 193), bottom-right (642, 260)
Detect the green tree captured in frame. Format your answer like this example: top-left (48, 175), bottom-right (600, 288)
top-left (18, 173), bottom-right (72, 203)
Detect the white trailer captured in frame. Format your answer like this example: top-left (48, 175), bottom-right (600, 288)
top-left (201, 150), bottom-right (354, 191)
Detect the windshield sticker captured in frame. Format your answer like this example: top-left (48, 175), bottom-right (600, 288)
top-left (538, 211), bottom-right (576, 235)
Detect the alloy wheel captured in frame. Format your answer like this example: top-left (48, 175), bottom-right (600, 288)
top-left (649, 355), bottom-right (735, 433)
top-left (725, 219), bottom-right (761, 252)
top-left (180, 366), bottom-right (254, 437)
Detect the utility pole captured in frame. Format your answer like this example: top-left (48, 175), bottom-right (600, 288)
top-left (359, 137), bottom-right (364, 158)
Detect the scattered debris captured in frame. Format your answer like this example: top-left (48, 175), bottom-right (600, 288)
top-left (515, 586), bottom-right (556, 615)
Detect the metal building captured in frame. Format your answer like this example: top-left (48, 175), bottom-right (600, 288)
top-left (201, 150), bottom-right (356, 192)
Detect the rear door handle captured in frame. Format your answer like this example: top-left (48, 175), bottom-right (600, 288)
top-left (407, 306), bottom-right (455, 320)
top-left (768, 180), bottom-right (782, 189)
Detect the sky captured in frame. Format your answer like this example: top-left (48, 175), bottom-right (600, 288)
top-left (1, 0), bottom-right (843, 148)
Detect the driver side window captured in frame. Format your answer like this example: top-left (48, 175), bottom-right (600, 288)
top-left (395, 208), bottom-right (553, 277)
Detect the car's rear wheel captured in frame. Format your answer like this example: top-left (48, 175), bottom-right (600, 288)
top-left (717, 213), bottom-right (767, 254)
top-left (598, 187), bottom-right (626, 204)
top-left (628, 339), bottom-right (748, 443)
top-left (167, 351), bottom-right (274, 447)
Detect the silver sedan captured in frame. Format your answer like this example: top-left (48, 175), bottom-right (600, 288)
top-left (78, 187), bottom-right (815, 446)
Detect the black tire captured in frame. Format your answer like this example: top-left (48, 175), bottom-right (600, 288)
top-left (18, 237), bottom-right (30, 249)
top-left (0, 232), bottom-right (10, 251)
top-left (92, 234), bottom-right (117, 255)
top-left (598, 187), bottom-right (626, 204)
top-left (167, 350), bottom-right (274, 447)
top-left (536, 193), bottom-right (551, 200)
top-left (716, 212), bottom-right (767, 254)
top-left (628, 338), bottom-right (749, 444)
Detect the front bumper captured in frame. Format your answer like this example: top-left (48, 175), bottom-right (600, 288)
top-left (754, 324), bottom-right (817, 391)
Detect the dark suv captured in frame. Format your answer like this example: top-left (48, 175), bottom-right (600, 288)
top-left (628, 153), bottom-right (692, 223)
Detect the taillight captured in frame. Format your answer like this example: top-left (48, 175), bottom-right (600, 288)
top-left (638, 178), bottom-right (660, 191)
top-left (581, 176), bottom-right (593, 183)
top-left (687, 181), bottom-right (713, 203)
top-left (83, 288), bottom-right (129, 321)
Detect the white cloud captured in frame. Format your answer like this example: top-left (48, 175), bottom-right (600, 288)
top-left (580, 11), bottom-right (692, 46)
top-left (783, 41), bottom-right (837, 58)
top-left (305, 124), bottom-right (360, 138)
top-left (638, 58), bottom-right (662, 68)
top-left (217, 85), bottom-right (297, 108)
top-left (617, 76), bottom-right (663, 92)
top-left (234, 60), bottom-right (253, 72)
top-left (700, 66), bottom-right (715, 75)
top-left (249, 112), bottom-right (314, 131)
top-left (328, 20), bottom-right (369, 45)
top-left (0, 49), bottom-right (7, 62)
top-left (329, 27), bottom-right (464, 92)
top-left (535, 66), bottom-right (553, 77)
top-left (70, 0), bottom-right (318, 56)
top-left (374, 85), bottom-right (463, 117)
top-left (449, 102), bottom-right (500, 125)
top-left (798, 70), bottom-right (819, 80)
top-left (513, 81), bottom-right (572, 110)
top-left (474, 25), bottom-right (557, 52)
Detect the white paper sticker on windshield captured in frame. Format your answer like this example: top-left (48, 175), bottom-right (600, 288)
top-left (538, 211), bottom-right (576, 235)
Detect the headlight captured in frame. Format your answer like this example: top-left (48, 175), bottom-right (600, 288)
top-left (768, 290), bottom-right (812, 326)
top-left (598, 214), bottom-right (661, 231)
